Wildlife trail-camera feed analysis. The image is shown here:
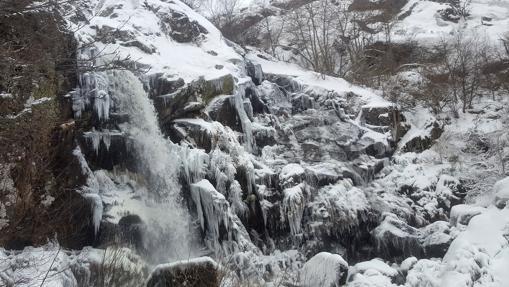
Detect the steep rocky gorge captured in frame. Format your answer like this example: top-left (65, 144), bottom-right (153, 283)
top-left (1, 0), bottom-right (509, 286)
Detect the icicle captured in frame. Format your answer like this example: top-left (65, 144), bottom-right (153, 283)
top-left (83, 193), bottom-right (103, 236)
top-left (229, 180), bottom-right (248, 217)
top-left (190, 179), bottom-right (230, 251)
top-left (281, 184), bottom-right (305, 235)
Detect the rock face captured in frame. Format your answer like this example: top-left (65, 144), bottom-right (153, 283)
top-left (149, 74), bottom-right (235, 127)
top-left (401, 120), bottom-right (443, 153)
top-left (159, 10), bottom-right (208, 43)
top-left (0, 9), bottom-right (98, 249)
top-left (146, 257), bottom-right (219, 287)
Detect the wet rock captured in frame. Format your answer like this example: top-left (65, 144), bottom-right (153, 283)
top-left (420, 221), bottom-right (453, 258)
top-left (146, 257), bottom-right (219, 287)
top-left (158, 10), bottom-right (208, 43)
top-left (373, 213), bottom-right (423, 259)
top-left (168, 119), bottom-right (215, 152)
top-left (257, 81), bottom-right (292, 114)
top-left (79, 130), bottom-right (132, 171)
top-left (360, 105), bottom-right (404, 127)
top-left (206, 95), bottom-right (243, 132)
top-left (292, 93), bottom-right (315, 114)
top-left (118, 215), bottom-right (146, 251)
top-left (245, 86), bottom-right (269, 114)
top-left (150, 74), bottom-right (234, 126)
top-left (99, 215), bottom-right (147, 252)
top-left (252, 124), bottom-right (276, 149)
top-left (265, 74), bottom-right (302, 93)
top-left (246, 61), bottom-right (264, 85)
top-left (401, 120), bottom-right (443, 153)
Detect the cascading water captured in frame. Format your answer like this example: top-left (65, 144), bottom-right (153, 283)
top-left (75, 63), bottom-right (199, 262)
top-left (110, 70), bottom-right (195, 259)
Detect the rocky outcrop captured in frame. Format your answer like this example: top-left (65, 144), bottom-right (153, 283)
top-left (149, 74), bottom-right (235, 128)
top-left (401, 120), bottom-right (444, 153)
top-left (373, 213), bottom-right (453, 260)
top-left (300, 252), bottom-right (348, 287)
top-left (159, 10), bottom-right (208, 43)
top-left (0, 9), bottom-right (102, 249)
top-left (147, 257), bottom-right (219, 287)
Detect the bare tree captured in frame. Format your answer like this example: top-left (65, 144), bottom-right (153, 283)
top-left (284, 0), bottom-right (371, 77)
top-left (441, 31), bottom-right (485, 113)
top-left (451, 0), bottom-right (472, 19)
top-left (204, 0), bottom-right (240, 28)
top-left (256, 0), bottom-right (285, 58)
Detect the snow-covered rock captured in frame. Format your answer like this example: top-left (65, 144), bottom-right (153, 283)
top-left (300, 252), bottom-right (348, 287)
top-left (146, 257), bottom-right (218, 287)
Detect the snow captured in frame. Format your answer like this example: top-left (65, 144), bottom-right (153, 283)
top-left (300, 252), bottom-right (347, 287)
top-left (71, 0), bottom-right (243, 83)
top-left (246, 52), bottom-right (391, 108)
top-left (0, 244), bottom-right (78, 287)
top-left (393, 0), bottom-right (509, 44)
top-left (449, 204), bottom-right (485, 227)
top-left (492, 176), bottom-right (509, 208)
top-left (279, 163), bottom-right (305, 187)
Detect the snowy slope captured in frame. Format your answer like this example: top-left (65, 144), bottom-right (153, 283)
top-left (71, 0), bottom-right (243, 82)
top-left (393, 0), bottom-right (509, 43)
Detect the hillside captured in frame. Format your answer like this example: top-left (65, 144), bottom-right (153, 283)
top-left (0, 0), bottom-right (508, 286)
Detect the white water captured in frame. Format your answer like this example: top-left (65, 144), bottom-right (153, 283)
top-left (111, 70), bottom-right (195, 261)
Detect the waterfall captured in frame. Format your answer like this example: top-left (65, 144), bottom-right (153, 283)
top-left (110, 70), bottom-right (195, 262)
top-left (76, 68), bottom-right (198, 263)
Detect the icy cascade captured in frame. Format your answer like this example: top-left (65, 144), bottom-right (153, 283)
top-left (74, 67), bottom-right (196, 262)
top-left (73, 48), bottom-right (110, 121)
top-left (109, 70), bottom-right (194, 261)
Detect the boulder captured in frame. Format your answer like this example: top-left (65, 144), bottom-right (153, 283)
top-left (245, 86), bottom-right (269, 114)
top-left (158, 10), bottom-right (208, 43)
top-left (372, 213), bottom-right (423, 259)
top-left (401, 120), bottom-right (443, 153)
top-left (246, 61), bottom-right (263, 85)
top-left (360, 105), bottom-right (404, 127)
top-left (493, 177), bottom-right (509, 209)
top-left (292, 93), bottom-right (315, 114)
top-left (449, 204), bottom-right (485, 226)
top-left (252, 124), bottom-right (276, 149)
top-left (168, 119), bottom-right (216, 152)
top-left (149, 74), bottom-right (234, 126)
top-left (206, 95), bottom-right (243, 132)
top-left (146, 257), bottom-right (219, 287)
top-left (265, 74), bottom-right (302, 93)
top-left (420, 221), bottom-right (453, 258)
top-left (304, 163), bottom-right (341, 187)
top-left (300, 252), bottom-right (348, 287)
